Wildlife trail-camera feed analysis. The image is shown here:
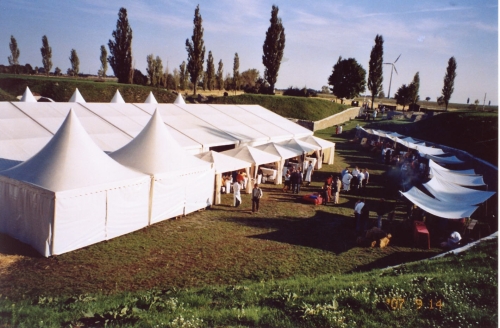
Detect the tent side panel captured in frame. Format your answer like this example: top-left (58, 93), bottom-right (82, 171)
top-left (106, 182), bottom-right (150, 239)
top-left (53, 192), bottom-right (106, 255)
top-left (151, 177), bottom-right (186, 223)
top-left (185, 167), bottom-right (215, 215)
top-left (0, 180), bottom-right (54, 257)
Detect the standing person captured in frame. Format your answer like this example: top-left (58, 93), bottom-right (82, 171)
top-left (333, 176), bottom-right (342, 204)
top-left (351, 166), bottom-right (360, 191)
top-left (357, 170), bottom-right (365, 191)
top-left (324, 174), bottom-right (333, 202)
top-left (342, 170), bottom-right (352, 192)
top-left (305, 161), bottom-right (314, 186)
top-left (295, 168), bottom-right (303, 194)
top-left (282, 170), bottom-right (291, 192)
top-left (362, 168), bottom-right (369, 188)
top-left (290, 168), bottom-right (298, 194)
top-left (354, 199), bottom-right (365, 234)
top-left (233, 180), bottom-right (242, 207)
top-left (341, 166), bottom-right (349, 178)
top-left (252, 183), bottom-right (263, 213)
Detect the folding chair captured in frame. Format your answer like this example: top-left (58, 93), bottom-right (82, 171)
top-left (463, 219), bottom-right (478, 239)
top-left (413, 221), bottom-right (430, 249)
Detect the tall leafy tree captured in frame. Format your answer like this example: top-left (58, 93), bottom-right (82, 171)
top-left (367, 34), bottom-right (384, 110)
top-left (328, 56), bottom-right (366, 103)
top-left (40, 35), bottom-right (52, 76)
top-left (262, 5), bottom-right (285, 94)
top-left (441, 56), bottom-right (457, 111)
top-left (216, 59), bottom-right (224, 91)
top-left (409, 72), bottom-right (420, 105)
top-left (99, 45), bottom-right (108, 77)
top-left (155, 57), bottom-right (164, 87)
top-left (146, 54), bottom-right (158, 86)
top-left (240, 69), bottom-right (260, 90)
top-left (108, 7), bottom-right (133, 84)
top-left (233, 53), bottom-right (240, 91)
top-left (185, 5), bottom-right (205, 95)
top-left (69, 49), bottom-right (79, 76)
top-left (8, 35), bottom-right (20, 74)
top-left (179, 61), bottom-right (187, 91)
top-left (206, 51), bottom-right (215, 91)
top-left (394, 84), bottom-right (412, 111)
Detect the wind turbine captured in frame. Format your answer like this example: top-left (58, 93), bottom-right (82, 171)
top-left (384, 54), bottom-right (401, 99)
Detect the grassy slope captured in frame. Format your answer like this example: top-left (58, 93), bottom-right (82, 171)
top-left (0, 74), bottom-right (177, 103)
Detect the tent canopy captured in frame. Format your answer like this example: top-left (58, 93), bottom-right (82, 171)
top-left (69, 88), bottom-right (86, 103)
top-left (109, 109), bottom-right (210, 176)
top-left (300, 135), bottom-right (336, 149)
top-left (111, 90), bottom-right (125, 103)
top-left (20, 86), bottom-right (37, 102)
top-left (279, 138), bottom-right (321, 153)
top-left (429, 160), bottom-right (485, 186)
top-left (424, 154), bottom-right (464, 164)
top-left (174, 93), bottom-right (186, 104)
top-left (144, 92), bottom-right (158, 104)
top-left (423, 177), bottom-right (495, 206)
top-left (254, 142), bottom-right (302, 160)
top-left (195, 150), bottom-right (250, 174)
top-left (429, 159), bottom-right (475, 175)
top-left (401, 187), bottom-right (478, 219)
top-left (221, 145), bottom-right (281, 165)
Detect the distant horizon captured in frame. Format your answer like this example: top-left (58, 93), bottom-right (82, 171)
top-left (0, 0), bottom-right (497, 105)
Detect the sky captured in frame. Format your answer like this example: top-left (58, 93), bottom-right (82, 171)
top-left (0, 0), bottom-right (497, 104)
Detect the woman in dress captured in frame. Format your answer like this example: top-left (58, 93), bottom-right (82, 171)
top-left (304, 162), bottom-right (314, 186)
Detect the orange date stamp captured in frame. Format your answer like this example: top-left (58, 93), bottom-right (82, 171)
top-left (386, 298), bottom-right (443, 310)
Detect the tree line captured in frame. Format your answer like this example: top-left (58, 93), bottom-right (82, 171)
top-left (5, 6), bottom-right (459, 107)
top-left (4, 5), bottom-right (286, 96)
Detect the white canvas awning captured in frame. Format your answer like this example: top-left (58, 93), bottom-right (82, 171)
top-left (221, 145), bottom-right (281, 166)
top-left (279, 138), bottom-right (321, 153)
top-left (423, 177), bottom-right (495, 206)
top-left (173, 93), bottom-right (186, 104)
top-left (424, 154), bottom-right (464, 164)
top-left (110, 90), bottom-right (125, 103)
top-left (415, 144), bottom-right (445, 156)
top-left (144, 92), bottom-right (158, 104)
top-left (19, 86), bottom-right (37, 102)
top-left (429, 159), bottom-right (476, 175)
top-left (195, 150), bottom-right (250, 174)
top-left (401, 187), bottom-right (478, 219)
top-left (429, 160), bottom-right (485, 186)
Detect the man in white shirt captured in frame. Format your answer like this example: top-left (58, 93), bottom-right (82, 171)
top-left (441, 231), bottom-right (461, 249)
top-left (354, 199), bottom-right (365, 234)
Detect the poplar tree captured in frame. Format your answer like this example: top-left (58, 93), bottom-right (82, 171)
top-left (206, 51), bottom-right (215, 91)
top-left (179, 61), bottom-right (187, 91)
top-left (69, 49), bottom-right (79, 76)
top-left (40, 35), bottom-right (52, 75)
top-left (367, 34), bottom-right (383, 110)
top-left (216, 59), bottom-right (224, 91)
top-left (233, 53), bottom-right (240, 91)
top-left (108, 7), bottom-right (133, 83)
top-left (409, 72), bottom-right (420, 105)
top-left (441, 57), bottom-right (457, 111)
top-left (185, 5), bottom-right (205, 95)
top-left (99, 45), bottom-right (108, 77)
top-left (8, 35), bottom-right (20, 74)
top-left (147, 54), bottom-right (157, 86)
top-left (262, 5), bottom-right (285, 94)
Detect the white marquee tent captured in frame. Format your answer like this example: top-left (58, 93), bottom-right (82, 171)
top-left (0, 109), bottom-right (150, 256)
top-left (69, 88), bottom-right (86, 103)
top-left (110, 109), bottom-right (214, 223)
top-left (255, 142), bottom-right (303, 184)
top-left (19, 86), bottom-right (37, 102)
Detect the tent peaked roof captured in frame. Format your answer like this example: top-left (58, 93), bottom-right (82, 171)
top-left (110, 89), bottom-right (125, 103)
top-left (20, 86), bottom-right (37, 102)
top-left (300, 135), bottom-right (335, 149)
top-left (279, 138), bottom-right (321, 153)
top-left (144, 91), bottom-right (158, 104)
top-left (69, 88), bottom-right (86, 103)
top-left (195, 150), bottom-right (250, 174)
top-left (221, 145), bottom-right (281, 165)
top-left (109, 109), bottom-right (209, 175)
top-left (174, 93), bottom-right (186, 104)
top-left (0, 109), bottom-right (145, 192)
top-left (255, 142), bottom-right (301, 159)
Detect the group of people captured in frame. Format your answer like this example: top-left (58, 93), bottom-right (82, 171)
top-left (282, 161), bottom-right (314, 194)
top-left (321, 174), bottom-right (342, 204)
top-left (340, 165), bottom-right (369, 193)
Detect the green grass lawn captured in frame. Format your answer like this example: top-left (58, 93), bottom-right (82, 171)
top-left (0, 118), bottom-right (497, 327)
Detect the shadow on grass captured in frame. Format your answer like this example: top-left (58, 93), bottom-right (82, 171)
top-left (0, 233), bottom-right (41, 257)
top-left (226, 210), bottom-right (358, 255)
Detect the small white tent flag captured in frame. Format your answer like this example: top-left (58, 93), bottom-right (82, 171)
top-left (0, 109), bottom-right (150, 257)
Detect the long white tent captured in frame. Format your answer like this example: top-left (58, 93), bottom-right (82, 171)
top-left (429, 160), bottom-right (486, 187)
top-left (0, 100), bottom-right (319, 163)
top-left (0, 110), bottom-right (150, 256)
